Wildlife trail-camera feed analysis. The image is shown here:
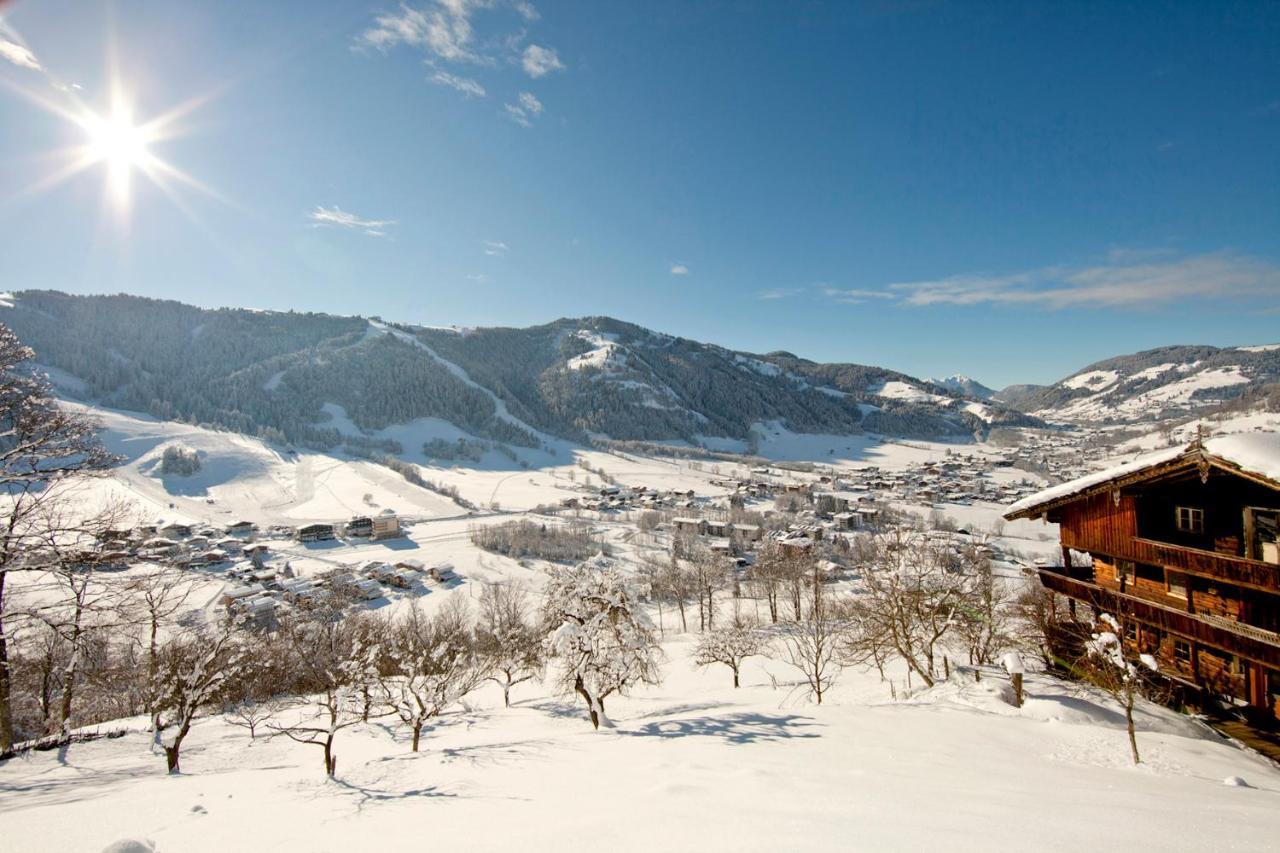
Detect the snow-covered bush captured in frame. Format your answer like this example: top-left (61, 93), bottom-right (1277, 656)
top-left (159, 445), bottom-right (201, 476)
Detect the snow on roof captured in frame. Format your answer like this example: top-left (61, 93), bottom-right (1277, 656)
top-left (1204, 431), bottom-right (1280, 483)
top-left (1005, 432), bottom-right (1280, 518)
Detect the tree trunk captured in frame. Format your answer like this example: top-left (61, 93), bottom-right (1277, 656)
top-left (412, 722), bottom-right (421, 752)
top-left (1125, 700), bottom-right (1140, 765)
top-left (164, 718), bottom-right (191, 774)
top-left (677, 599), bottom-right (687, 633)
top-left (575, 677), bottom-right (600, 730)
top-left (324, 737), bottom-right (337, 777)
top-left (732, 665), bottom-right (740, 688)
top-left (0, 571), bottom-right (13, 754)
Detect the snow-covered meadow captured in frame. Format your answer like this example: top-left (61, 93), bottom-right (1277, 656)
top-left (3, 636), bottom-right (1278, 853)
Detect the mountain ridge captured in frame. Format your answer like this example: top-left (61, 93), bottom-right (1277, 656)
top-left (0, 291), bottom-right (1037, 455)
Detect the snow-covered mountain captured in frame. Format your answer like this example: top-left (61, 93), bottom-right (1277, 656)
top-left (1012, 344), bottom-right (1280, 424)
top-left (927, 374), bottom-right (997, 401)
top-left (0, 291), bottom-right (1037, 454)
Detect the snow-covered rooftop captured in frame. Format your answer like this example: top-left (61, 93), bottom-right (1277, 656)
top-left (1005, 432), bottom-right (1280, 518)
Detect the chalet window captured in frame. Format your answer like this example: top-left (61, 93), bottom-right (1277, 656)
top-left (1123, 623), bottom-right (1137, 642)
top-left (1166, 570), bottom-right (1188, 599)
top-left (1117, 560), bottom-right (1135, 586)
top-left (1173, 639), bottom-right (1192, 664)
top-left (1175, 506), bottom-right (1204, 534)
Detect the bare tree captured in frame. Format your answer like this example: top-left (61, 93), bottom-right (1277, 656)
top-left (0, 324), bottom-right (116, 753)
top-left (746, 541), bottom-right (788, 624)
top-left (117, 566), bottom-right (193, 735)
top-left (775, 568), bottom-right (845, 704)
top-left (267, 612), bottom-right (364, 778)
top-left (475, 582), bottom-right (544, 708)
top-left (693, 617), bottom-right (768, 687)
top-left (543, 554), bottom-right (662, 729)
top-left (1013, 586), bottom-right (1073, 669)
top-left (152, 621), bottom-right (248, 773)
top-left (382, 598), bottom-right (487, 752)
top-left (681, 540), bottom-right (729, 632)
top-left (1072, 611), bottom-right (1167, 765)
top-left (953, 542), bottom-right (1015, 666)
top-left (841, 530), bottom-right (972, 688)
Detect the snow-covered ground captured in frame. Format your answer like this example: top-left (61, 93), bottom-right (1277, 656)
top-left (3, 637), bottom-right (1277, 853)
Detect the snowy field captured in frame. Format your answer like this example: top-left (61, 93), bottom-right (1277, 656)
top-left (3, 637), bottom-right (1278, 853)
top-left (9, 402), bottom-right (1280, 852)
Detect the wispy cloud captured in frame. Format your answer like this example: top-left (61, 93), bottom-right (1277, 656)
top-left (521, 44), bottom-right (563, 77)
top-left (758, 287), bottom-right (804, 300)
top-left (430, 70), bottom-right (486, 97)
top-left (822, 287), bottom-right (896, 305)
top-left (309, 206), bottom-right (396, 237)
top-left (483, 240), bottom-right (508, 256)
top-left (503, 91), bottom-right (543, 126)
top-left (359, 2), bottom-right (564, 110)
top-left (670, 263), bottom-right (690, 276)
top-left (887, 250), bottom-right (1280, 310)
top-left (0, 38), bottom-right (40, 71)
top-left (466, 272), bottom-right (490, 283)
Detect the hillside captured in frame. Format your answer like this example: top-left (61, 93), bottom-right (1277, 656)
top-left (0, 292), bottom-right (1036, 452)
top-left (4, 636), bottom-right (1277, 853)
top-left (1011, 344), bottom-right (1280, 424)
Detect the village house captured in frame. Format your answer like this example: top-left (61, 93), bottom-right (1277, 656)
top-left (372, 509), bottom-right (401, 540)
top-left (296, 522), bottom-right (337, 543)
top-left (346, 516), bottom-right (374, 538)
top-left (1004, 434), bottom-right (1280, 719)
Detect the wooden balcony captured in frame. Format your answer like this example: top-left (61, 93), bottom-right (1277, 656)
top-left (1134, 538), bottom-right (1280, 593)
top-left (1037, 569), bottom-right (1280, 669)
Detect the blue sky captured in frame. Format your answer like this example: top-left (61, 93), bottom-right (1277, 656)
top-left (1, 1), bottom-right (1277, 388)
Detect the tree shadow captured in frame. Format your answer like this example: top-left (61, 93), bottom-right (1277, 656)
top-left (524, 700), bottom-right (586, 720)
top-left (438, 738), bottom-right (552, 768)
top-left (625, 712), bottom-right (821, 745)
top-left (328, 778), bottom-right (457, 814)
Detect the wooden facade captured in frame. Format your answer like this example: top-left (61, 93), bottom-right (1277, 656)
top-left (1005, 440), bottom-right (1280, 717)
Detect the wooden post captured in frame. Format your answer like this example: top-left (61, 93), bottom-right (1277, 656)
top-left (1012, 673), bottom-right (1024, 708)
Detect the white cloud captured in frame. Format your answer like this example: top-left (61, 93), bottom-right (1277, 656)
top-left (758, 287), bottom-right (804, 300)
top-left (503, 94), bottom-right (542, 127)
top-left (430, 70), bottom-right (486, 97)
top-left (518, 91), bottom-right (543, 114)
top-left (466, 272), bottom-right (490, 283)
top-left (359, 1), bottom-right (486, 64)
top-left (521, 44), bottom-right (563, 77)
top-left (888, 250), bottom-right (1280, 310)
top-left (670, 263), bottom-right (689, 276)
top-left (483, 240), bottom-right (508, 255)
top-left (309, 206), bottom-right (396, 237)
top-left (513, 1), bottom-right (540, 21)
top-left (0, 39), bottom-right (40, 71)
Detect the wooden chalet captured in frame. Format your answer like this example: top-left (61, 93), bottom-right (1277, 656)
top-left (1004, 434), bottom-right (1280, 717)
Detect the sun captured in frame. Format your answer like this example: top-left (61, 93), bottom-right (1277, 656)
top-left (78, 100), bottom-right (159, 209)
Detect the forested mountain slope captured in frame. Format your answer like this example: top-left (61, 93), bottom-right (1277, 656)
top-left (0, 291), bottom-right (1036, 451)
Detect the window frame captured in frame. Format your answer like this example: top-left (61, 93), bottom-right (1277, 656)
top-left (1165, 569), bottom-right (1188, 599)
top-left (1173, 639), bottom-right (1192, 664)
top-left (1175, 505), bottom-right (1205, 535)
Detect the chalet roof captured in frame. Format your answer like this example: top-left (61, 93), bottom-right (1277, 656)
top-left (1003, 433), bottom-right (1280, 521)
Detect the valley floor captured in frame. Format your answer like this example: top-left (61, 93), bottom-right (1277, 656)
top-left (3, 638), bottom-right (1278, 853)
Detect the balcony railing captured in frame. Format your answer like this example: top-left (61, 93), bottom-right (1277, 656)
top-left (1134, 538), bottom-right (1280, 592)
top-left (1037, 570), bottom-right (1280, 669)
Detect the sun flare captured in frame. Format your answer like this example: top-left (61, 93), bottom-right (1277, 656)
top-left (77, 101), bottom-right (157, 208)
